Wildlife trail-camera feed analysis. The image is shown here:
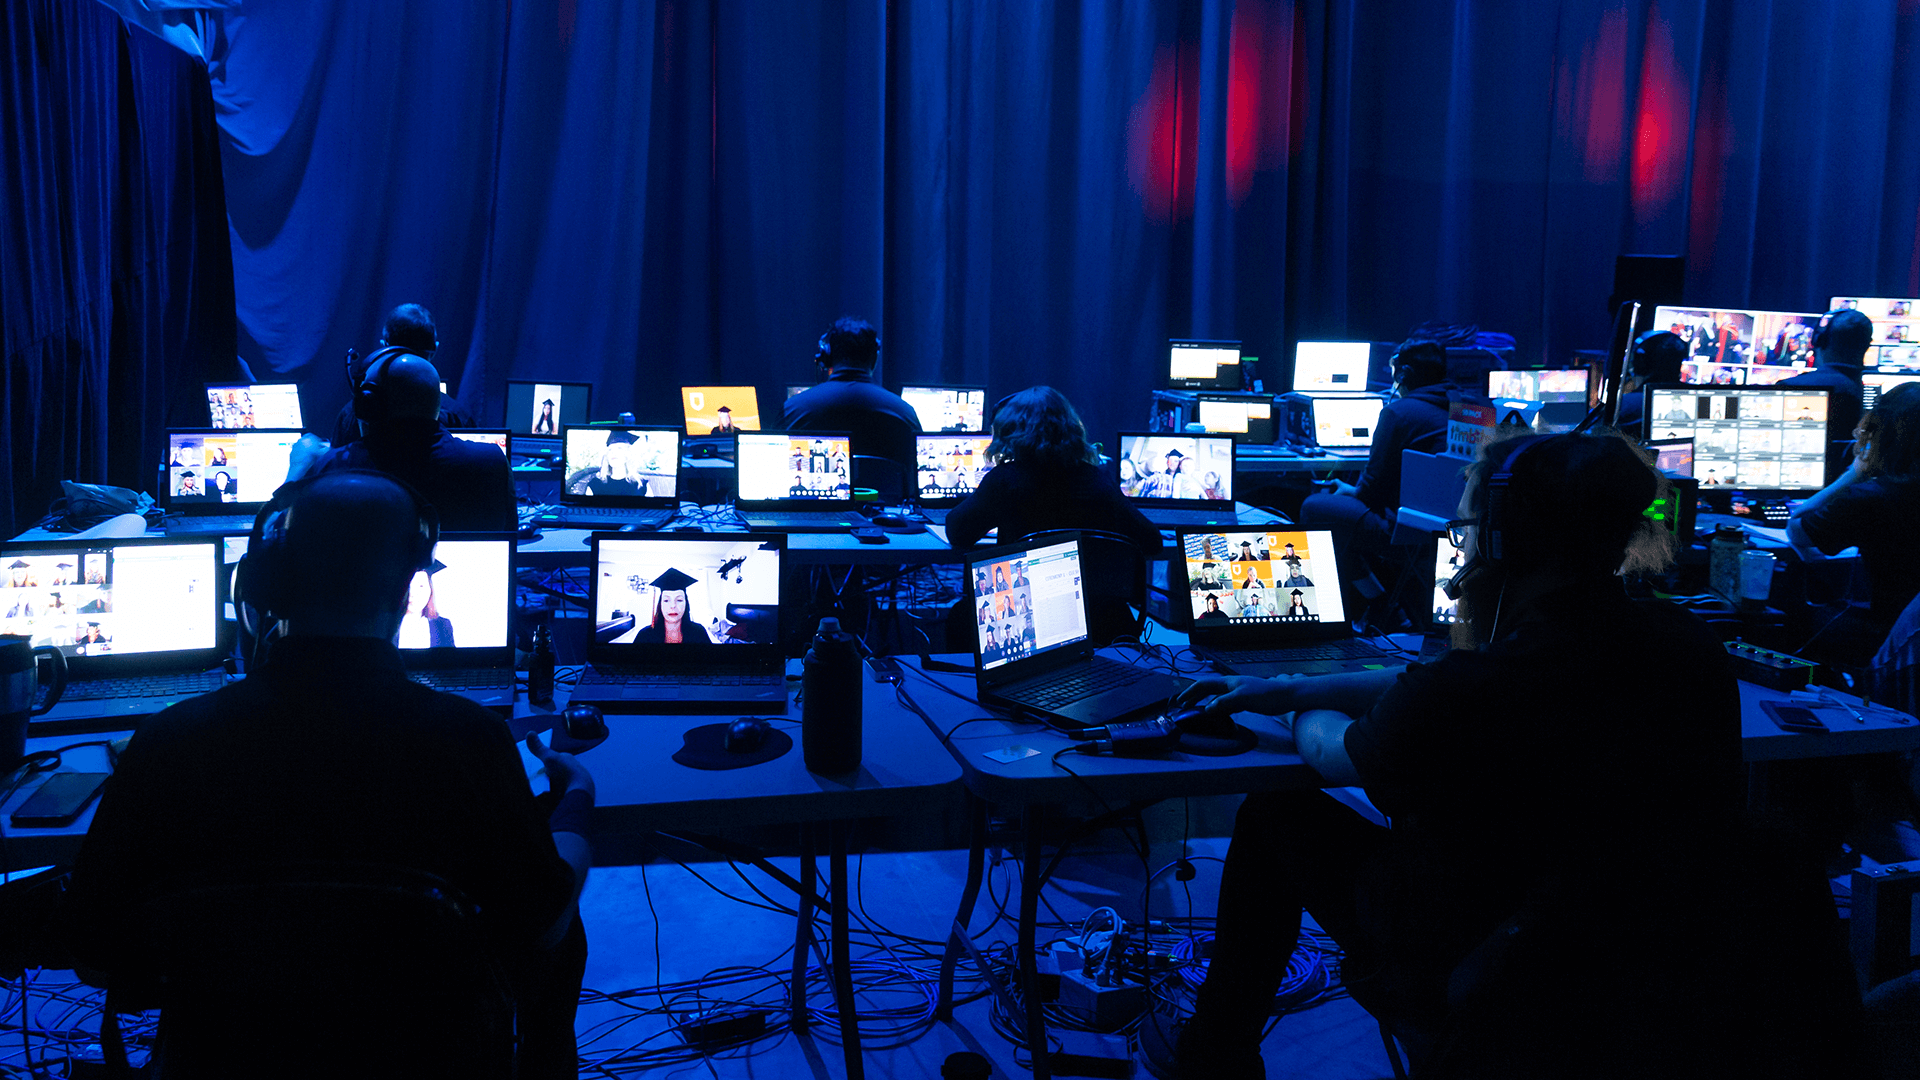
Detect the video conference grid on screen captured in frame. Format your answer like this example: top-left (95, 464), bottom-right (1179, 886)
top-left (398, 539), bottom-right (511, 651)
top-left (1832, 297), bottom-right (1920, 371)
top-left (1312, 396), bottom-right (1385, 447)
top-left (1292, 342), bottom-right (1371, 391)
top-left (917, 435), bottom-right (993, 501)
top-left (1168, 341), bottom-right (1242, 388)
top-left (1117, 434), bottom-right (1233, 502)
top-left (682, 387), bottom-right (762, 436)
top-left (594, 538), bottom-right (780, 646)
top-left (737, 434), bottom-right (852, 502)
top-left (1184, 530), bottom-right (1346, 625)
top-left (563, 428), bottom-right (679, 499)
top-left (505, 381), bottom-right (591, 436)
top-left (1646, 388), bottom-right (1829, 492)
top-left (900, 386), bottom-right (987, 433)
top-left (206, 384), bottom-right (302, 430)
top-left (971, 539), bottom-right (1087, 671)
top-left (2, 541), bottom-right (217, 658)
top-left (168, 430), bottom-right (301, 504)
top-left (1652, 305), bottom-right (1823, 386)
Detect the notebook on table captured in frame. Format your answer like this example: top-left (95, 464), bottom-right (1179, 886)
top-left (541, 426), bottom-right (682, 530)
top-left (1176, 528), bottom-right (1393, 676)
top-left (571, 534), bottom-right (789, 713)
top-left (2, 535), bottom-right (228, 731)
top-left (162, 429), bottom-right (304, 535)
top-left (1114, 432), bottom-right (1240, 528)
top-left (968, 534), bottom-right (1187, 728)
top-left (913, 433), bottom-right (992, 524)
top-left (396, 535), bottom-right (517, 711)
top-left (734, 433), bottom-right (866, 532)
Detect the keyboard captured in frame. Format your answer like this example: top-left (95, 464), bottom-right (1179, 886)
top-left (741, 511), bottom-right (863, 530)
top-left (576, 665), bottom-right (774, 688)
top-left (1004, 658), bottom-right (1151, 710)
top-left (167, 515), bottom-right (258, 535)
top-left (407, 667), bottom-right (516, 693)
top-left (61, 670), bottom-right (226, 702)
top-left (542, 507), bottom-right (675, 529)
top-left (1211, 640), bottom-right (1385, 664)
top-left (1142, 508), bottom-right (1241, 527)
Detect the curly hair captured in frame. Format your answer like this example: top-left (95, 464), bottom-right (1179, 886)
top-left (984, 386), bottom-right (1101, 468)
top-left (1857, 382), bottom-right (1920, 480)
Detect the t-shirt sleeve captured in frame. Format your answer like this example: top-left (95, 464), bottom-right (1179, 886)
top-left (1351, 406), bottom-right (1410, 513)
top-left (447, 715), bottom-right (578, 951)
top-left (943, 466), bottom-right (1006, 548)
top-left (1342, 658), bottom-right (1468, 817)
top-left (1796, 480), bottom-right (1879, 556)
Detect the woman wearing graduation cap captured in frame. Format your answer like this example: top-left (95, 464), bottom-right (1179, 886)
top-left (398, 559), bottom-right (456, 649)
top-left (634, 567), bottom-right (712, 644)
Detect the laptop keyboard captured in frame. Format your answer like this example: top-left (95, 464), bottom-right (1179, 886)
top-left (546, 507), bottom-right (674, 527)
top-left (1214, 640), bottom-right (1384, 663)
top-left (1004, 658), bottom-right (1152, 710)
top-left (167, 515), bottom-right (258, 534)
top-left (61, 670), bottom-right (227, 701)
top-left (1144, 509), bottom-right (1239, 526)
top-left (744, 512), bottom-right (857, 526)
top-left (408, 668), bottom-right (516, 692)
top-left (577, 665), bottom-right (778, 687)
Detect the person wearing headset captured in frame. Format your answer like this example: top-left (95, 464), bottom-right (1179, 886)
top-left (1613, 329), bottom-right (1689, 430)
top-left (329, 303), bottom-right (474, 445)
top-left (294, 348), bottom-right (517, 531)
top-left (1139, 432), bottom-right (1750, 1080)
top-left (60, 472), bottom-right (595, 1078)
top-left (781, 317), bottom-right (922, 474)
top-left (1774, 307), bottom-right (1874, 479)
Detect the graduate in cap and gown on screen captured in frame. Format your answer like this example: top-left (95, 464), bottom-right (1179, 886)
top-left (633, 567), bottom-right (712, 644)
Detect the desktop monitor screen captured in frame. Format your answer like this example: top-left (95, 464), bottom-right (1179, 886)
top-left (916, 434), bottom-right (993, 502)
top-left (682, 386), bottom-right (762, 436)
top-left (1194, 395), bottom-right (1276, 443)
top-left (1654, 305), bottom-right (1820, 386)
top-left (1116, 434), bottom-right (1234, 503)
top-left (205, 384), bottom-right (302, 430)
top-left (1864, 372), bottom-right (1920, 411)
top-left (736, 434), bottom-right (852, 502)
top-left (505, 381), bottom-right (592, 436)
top-left (0, 538), bottom-right (219, 659)
top-left (900, 385), bottom-right (988, 432)
top-left (1311, 396), bottom-right (1386, 448)
top-left (1645, 386), bottom-right (1830, 493)
top-left (1647, 438), bottom-right (1695, 477)
top-left (165, 430), bottom-right (301, 505)
top-left (1292, 342), bottom-right (1371, 391)
top-left (1431, 532), bottom-right (1464, 627)
top-left (1486, 369), bottom-right (1590, 404)
top-left (1167, 339), bottom-right (1243, 390)
top-left (1832, 297), bottom-right (1920, 370)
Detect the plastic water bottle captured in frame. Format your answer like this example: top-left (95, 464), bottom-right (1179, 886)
top-left (802, 617), bottom-right (863, 774)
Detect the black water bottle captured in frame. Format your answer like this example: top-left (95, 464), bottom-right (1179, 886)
top-left (802, 617), bottom-right (863, 774)
top-left (528, 623), bottom-right (556, 706)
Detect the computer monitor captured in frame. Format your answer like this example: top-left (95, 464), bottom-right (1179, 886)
top-left (1291, 342), bottom-right (1371, 391)
top-left (1167, 339), bottom-right (1243, 390)
top-left (204, 383), bottom-right (303, 430)
top-left (562, 426), bottom-right (680, 501)
top-left (785, 384), bottom-right (810, 400)
top-left (0, 536), bottom-right (220, 660)
top-left (735, 433), bottom-right (852, 504)
top-left (1308, 395), bottom-right (1387, 448)
top-left (681, 386), bottom-right (762, 436)
top-left (1646, 437), bottom-right (1694, 477)
top-left (899, 385), bottom-right (988, 433)
top-left (163, 429), bottom-right (302, 507)
top-left (1431, 531), bottom-right (1464, 628)
top-left (1831, 297), bottom-right (1920, 370)
top-left (505, 381), bottom-right (592, 435)
top-left (1193, 395), bottom-right (1277, 443)
top-left (1486, 369), bottom-right (1592, 432)
top-left (1653, 305), bottom-right (1821, 386)
top-left (450, 429), bottom-right (511, 455)
top-left (1643, 386), bottom-right (1830, 493)
top-left (1115, 433), bottom-right (1235, 504)
top-left (915, 433), bottom-right (993, 504)
top-left (1863, 371), bottom-right (1920, 411)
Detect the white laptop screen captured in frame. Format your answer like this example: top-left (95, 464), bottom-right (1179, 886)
top-left (900, 386), bottom-right (988, 432)
top-left (1182, 529), bottom-right (1347, 626)
top-left (1116, 434), bottom-right (1234, 502)
top-left (562, 427), bottom-right (680, 500)
top-left (2, 540), bottom-right (218, 658)
top-left (917, 434), bottom-right (993, 501)
top-left (167, 430), bottom-right (301, 505)
top-left (1292, 342), bottom-right (1371, 390)
top-left (593, 537), bottom-right (782, 646)
top-left (399, 539), bottom-right (512, 651)
top-left (452, 430), bottom-right (510, 454)
top-left (737, 434), bottom-right (851, 502)
top-left (206, 384), bottom-right (303, 430)
top-left (1312, 397), bottom-right (1385, 447)
top-left (969, 539), bottom-right (1088, 671)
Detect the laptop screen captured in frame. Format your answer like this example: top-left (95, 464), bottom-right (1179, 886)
top-left (1116, 433), bottom-right (1234, 505)
top-left (1486, 369), bottom-right (1590, 404)
top-left (681, 386), bottom-right (762, 436)
top-left (917, 434), bottom-right (993, 502)
top-left (1168, 340), bottom-right (1242, 390)
top-left (1180, 530), bottom-right (1347, 626)
top-left (505, 381), bottom-right (592, 435)
top-left (205, 383), bottom-right (303, 430)
top-left (1311, 396), bottom-right (1386, 447)
top-left (1194, 396), bottom-right (1277, 443)
top-left (2, 538), bottom-right (219, 659)
top-left (591, 536), bottom-right (783, 647)
top-left (900, 386), bottom-right (988, 432)
top-left (737, 434), bottom-right (852, 503)
top-left (1292, 342), bottom-right (1371, 390)
top-left (166, 430), bottom-right (302, 506)
top-left (1432, 531), bottom-right (1463, 627)
top-left (400, 538), bottom-right (512, 652)
top-left (451, 430), bottom-right (510, 454)
top-left (968, 538), bottom-right (1088, 671)
top-left (562, 426), bottom-right (680, 502)
top-left (1648, 438), bottom-right (1694, 477)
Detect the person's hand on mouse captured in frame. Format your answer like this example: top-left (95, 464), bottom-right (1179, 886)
top-left (1314, 478), bottom-right (1359, 499)
top-left (526, 732), bottom-right (596, 804)
top-left (1174, 675), bottom-right (1300, 719)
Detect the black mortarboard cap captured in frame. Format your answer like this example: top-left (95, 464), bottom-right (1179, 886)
top-left (1164, 448), bottom-right (1185, 458)
top-left (428, 558), bottom-right (448, 576)
top-left (607, 429), bottom-right (638, 445)
top-left (1291, 589), bottom-right (1304, 597)
top-left (179, 470), bottom-right (196, 478)
top-left (651, 567), bottom-right (698, 592)
top-left (9, 560), bottom-right (29, 568)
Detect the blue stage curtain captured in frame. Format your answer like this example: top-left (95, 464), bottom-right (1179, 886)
top-left (0, 0), bottom-right (235, 534)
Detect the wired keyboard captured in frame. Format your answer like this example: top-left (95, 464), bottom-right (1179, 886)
top-left (1142, 509), bottom-right (1242, 527)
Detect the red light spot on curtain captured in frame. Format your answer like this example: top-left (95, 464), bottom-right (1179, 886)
top-left (1224, 0), bottom-right (1296, 207)
top-left (1630, 6), bottom-right (1689, 220)
top-left (1555, 7), bottom-right (1628, 182)
top-left (1128, 45), bottom-right (1193, 223)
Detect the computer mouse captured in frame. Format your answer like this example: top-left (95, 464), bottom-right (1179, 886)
top-left (725, 716), bottom-right (772, 753)
top-left (1167, 701), bottom-right (1234, 737)
top-left (562, 703), bottom-right (608, 742)
top-left (871, 513), bottom-right (908, 527)
top-left (617, 522), bottom-right (649, 533)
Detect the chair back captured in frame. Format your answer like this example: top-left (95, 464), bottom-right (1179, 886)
top-left (129, 862), bottom-right (515, 1079)
top-left (1014, 529), bottom-right (1147, 644)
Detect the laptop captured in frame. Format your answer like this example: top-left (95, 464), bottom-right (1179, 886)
top-left (542, 425), bottom-right (682, 529)
top-left (450, 429), bottom-right (512, 457)
top-left (505, 380), bottom-right (592, 436)
top-left (1114, 432), bottom-right (1239, 528)
top-left (204, 382), bottom-right (304, 430)
top-left (395, 535), bottom-right (517, 711)
top-left (3, 535), bottom-right (228, 731)
top-left (1291, 342), bottom-right (1371, 391)
top-left (1177, 528), bottom-right (1394, 675)
top-left (681, 386), bottom-right (762, 436)
top-left (1303, 394), bottom-right (1387, 458)
top-left (899, 385), bottom-right (989, 433)
top-left (163, 428), bottom-right (304, 535)
top-left (734, 433), bottom-right (866, 532)
top-left (968, 535), bottom-right (1187, 727)
top-left (914, 433), bottom-right (993, 524)
top-left (571, 534), bottom-right (790, 713)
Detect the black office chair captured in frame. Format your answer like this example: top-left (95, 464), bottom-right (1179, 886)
top-left (852, 454), bottom-right (908, 503)
top-left (1014, 529), bottom-right (1148, 645)
top-left (106, 862), bottom-right (516, 1079)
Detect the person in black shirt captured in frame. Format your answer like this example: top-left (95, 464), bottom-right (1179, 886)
top-left (631, 567), bottom-right (713, 644)
top-left (1776, 308), bottom-right (1873, 479)
top-left (1141, 432), bottom-right (1745, 1080)
top-left (330, 304), bottom-right (473, 444)
top-left (61, 472), bottom-right (594, 1077)
top-left (783, 318), bottom-right (922, 472)
top-left (1614, 329), bottom-right (1688, 431)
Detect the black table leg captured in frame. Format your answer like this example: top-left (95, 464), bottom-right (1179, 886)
top-left (1021, 804), bottom-right (1050, 1080)
top-left (792, 822), bottom-right (817, 1032)
top-left (938, 790), bottom-right (991, 1019)
top-left (829, 821), bottom-right (865, 1079)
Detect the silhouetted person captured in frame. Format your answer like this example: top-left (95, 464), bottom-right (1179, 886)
top-left (783, 318), bottom-right (921, 472)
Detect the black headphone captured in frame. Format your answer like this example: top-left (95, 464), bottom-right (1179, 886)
top-left (1442, 434), bottom-right (1556, 601)
top-left (814, 332), bottom-right (834, 367)
top-left (234, 470), bottom-right (440, 632)
top-left (352, 346), bottom-right (413, 424)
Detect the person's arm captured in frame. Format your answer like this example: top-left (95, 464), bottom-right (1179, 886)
top-left (1293, 709), bottom-right (1361, 785)
top-left (1786, 458), bottom-right (1868, 561)
top-left (1176, 665), bottom-right (1405, 720)
top-left (524, 733), bottom-right (593, 949)
top-left (943, 466), bottom-right (1007, 548)
top-left (1349, 405), bottom-right (1408, 511)
top-left (284, 433), bottom-right (334, 482)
